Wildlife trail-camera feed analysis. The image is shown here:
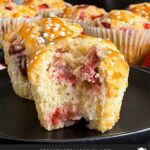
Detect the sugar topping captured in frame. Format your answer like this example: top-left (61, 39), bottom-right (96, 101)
top-left (60, 31), bottom-right (66, 36)
top-left (37, 37), bottom-right (45, 44)
top-left (55, 23), bottom-right (60, 27)
top-left (50, 34), bottom-right (55, 38)
top-left (110, 61), bottom-right (114, 66)
top-left (49, 42), bottom-right (55, 45)
top-left (53, 26), bottom-right (59, 32)
top-left (28, 49), bottom-right (43, 67)
top-left (107, 51), bottom-right (112, 54)
top-left (35, 50), bottom-right (42, 56)
top-left (43, 32), bottom-right (48, 38)
top-left (30, 34), bottom-right (35, 38)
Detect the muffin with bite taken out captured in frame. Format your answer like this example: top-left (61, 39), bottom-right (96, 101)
top-left (27, 35), bottom-right (129, 132)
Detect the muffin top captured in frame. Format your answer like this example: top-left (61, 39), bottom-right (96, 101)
top-left (62, 4), bottom-right (106, 22)
top-left (128, 3), bottom-right (150, 21)
top-left (23, 0), bottom-right (66, 12)
top-left (0, 0), bottom-right (17, 17)
top-left (10, 17), bottom-right (83, 56)
top-left (10, 5), bottom-right (38, 18)
top-left (91, 10), bottom-right (150, 30)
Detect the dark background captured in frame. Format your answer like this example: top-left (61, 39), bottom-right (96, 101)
top-left (66, 0), bottom-right (150, 11)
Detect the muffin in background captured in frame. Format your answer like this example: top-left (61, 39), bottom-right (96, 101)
top-left (0, 2), bottom-right (41, 48)
top-left (23, 0), bottom-right (66, 17)
top-left (62, 4), bottom-right (106, 25)
top-left (128, 3), bottom-right (150, 21)
top-left (3, 17), bottom-right (83, 100)
top-left (83, 10), bottom-right (150, 65)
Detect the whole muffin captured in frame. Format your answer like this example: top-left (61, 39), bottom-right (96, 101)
top-left (128, 3), bottom-right (150, 21)
top-left (3, 17), bottom-right (83, 100)
top-left (83, 10), bottom-right (150, 65)
top-left (62, 4), bottom-right (106, 23)
top-left (23, 0), bottom-right (66, 17)
top-left (28, 35), bottom-right (129, 132)
top-left (0, 2), bottom-right (41, 48)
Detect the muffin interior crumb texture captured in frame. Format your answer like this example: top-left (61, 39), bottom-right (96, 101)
top-left (28, 36), bottom-right (129, 132)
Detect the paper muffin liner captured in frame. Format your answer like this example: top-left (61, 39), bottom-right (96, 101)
top-left (0, 15), bottom-right (42, 48)
top-left (82, 24), bottom-right (150, 65)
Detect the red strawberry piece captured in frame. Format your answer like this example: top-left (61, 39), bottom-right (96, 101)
top-left (120, 27), bottom-right (127, 32)
top-left (51, 108), bottom-right (68, 126)
top-left (81, 47), bottom-right (100, 83)
top-left (91, 14), bottom-right (104, 20)
top-left (79, 12), bottom-right (86, 20)
top-left (51, 108), bottom-right (62, 126)
top-left (54, 65), bottom-right (76, 84)
top-left (141, 50), bottom-right (150, 67)
top-left (53, 56), bottom-right (76, 85)
top-left (5, 5), bottom-right (13, 10)
top-left (101, 22), bottom-right (111, 29)
top-left (17, 55), bottom-right (27, 77)
top-left (144, 23), bottom-right (150, 29)
top-left (9, 39), bottom-right (25, 55)
top-left (39, 4), bottom-right (49, 9)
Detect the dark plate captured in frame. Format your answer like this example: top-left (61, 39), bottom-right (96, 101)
top-left (0, 67), bottom-right (150, 143)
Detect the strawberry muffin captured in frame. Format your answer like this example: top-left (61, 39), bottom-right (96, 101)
top-left (0, 2), bottom-right (41, 48)
top-left (3, 17), bottom-right (83, 100)
top-left (0, 0), bottom-right (17, 46)
top-left (84, 10), bottom-right (150, 65)
top-left (28, 35), bottom-right (129, 132)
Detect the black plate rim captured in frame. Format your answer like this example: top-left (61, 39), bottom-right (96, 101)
top-left (0, 126), bottom-right (150, 143)
top-left (0, 67), bottom-right (150, 143)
